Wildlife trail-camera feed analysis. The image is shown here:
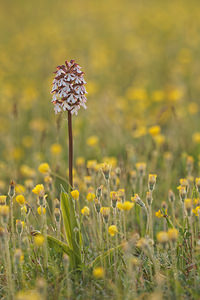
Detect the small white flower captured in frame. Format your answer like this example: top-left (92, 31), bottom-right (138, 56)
top-left (54, 104), bottom-right (62, 114)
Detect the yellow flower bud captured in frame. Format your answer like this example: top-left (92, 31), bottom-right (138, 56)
top-left (37, 206), bottom-right (46, 215)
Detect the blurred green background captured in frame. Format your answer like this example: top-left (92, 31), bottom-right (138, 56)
top-left (1, 0), bottom-right (200, 183)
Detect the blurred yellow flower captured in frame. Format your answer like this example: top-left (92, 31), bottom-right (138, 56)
top-left (76, 157), bottom-right (85, 166)
top-left (108, 225), bottom-right (118, 236)
top-left (38, 163), bottom-right (51, 174)
top-left (86, 136), bottom-right (99, 147)
top-left (86, 192), bottom-right (95, 202)
top-left (192, 206), bottom-right (200, 217)
top-left (155, 209), bottom-right (163, 218)
top-left (81, 206), bottom-right (90, 216)
top-left (16, 195), bottom-right (26, 206)
top-left (100, 207), bottom-right (110, 216)
top-left (0, 195), bottom-right (7, 205)
top-left (93, 267), bottom-right (105, 279)
top-left (87, 160), bottom-right (97, 169)
top-left (37, 207), bottom-right (46, 215)
top-left (157, 231), bottom-right (169, 244)
top-left (168, 228), bottom-right (178, 241)
top-left (192, 132), bottom-right (200, 144)
top-left (71, 190), bottom-right (79, 200)
top-left (149, 125), bottom-right (161, 137)
top-left (15, 184), bottom-right (26, 195)
top-left (188, 102), bottom-right (198, 115)
top-left (168, 89), bottom-right (183, 102)
top-left (20, 165), bottom-right (36, 178)
top-left (50, 143), bottom-right (62, 155)
top-left (34, 235), bottom-right (45, 246)
top-left (0, 205), bottom-right (9, 217)
top-left (133, 126), bottom-right (147, 138)
top-left (32, 184), bottom-right (45, 195)
top-left (153, 134), bottom-right (165, 146)
top-left (117, 201), bottom-right (134, 211)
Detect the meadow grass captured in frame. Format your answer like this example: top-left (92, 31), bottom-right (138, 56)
top-left (1, 0), bottom-right (200, 299)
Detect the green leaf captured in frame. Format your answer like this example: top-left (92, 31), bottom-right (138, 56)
top-left (47, 235), bottom-right (73, 256)
top-left (31, 231), bottom-right (73, 257)
top-left (60, 188), bottom-right (82, 269)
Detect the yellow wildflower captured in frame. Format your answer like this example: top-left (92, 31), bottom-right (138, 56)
top-left (100, 207), bottom-right (110, 216)
top-left (117, 201), bottom-right (134, 211)
top-left (71, 190), bottom-right (79, 200)
top-left (0, 195), bottom-right (7, 205)
top-left (87, 136), bottom-right (99, 147)
top-left (81, 206), bottom-right (90, 216)
top-left (32, 184), bottom-right (45, 195)
top-left (192, 206), bottom-right (200, 217)
top-left (168, 228), bottom-right (178, 241)
top-left (157, 231), bottom-right (169, 244)
top-left (153, 134), bottom-right (165, 145)
top-left (184, 198), bottom-right (192, 210)
top-left (50, 143), bottom-right (62, 155)
top-left (87, 160), bottom-right (97, 169)
top-left (108, 225), bottom-right (118, 236)
top-left (149, 125), bottom-right (161, 136)
top-left (37, 207), bottom-right (46, 215)
top-left (76, 157), bottom-right (85, 167)
top-left (0, 205), bottom-right (9, 217)
top-left (15, 184), bottom-right (26, 194)
top-left (16, 195), bottom-right (26, 206)
top-left (192, 132), bottom-right (200, 144)
top-left (34, 235), bottom-right (45, 246)
top-left (93, 267), bottom-right (105, 279)
top-left (86, 192), bottom-right (95, 202)
top-left (38, 163), bottom-right (51, 174)
top-left (155, 209), bottom-right (163, 218)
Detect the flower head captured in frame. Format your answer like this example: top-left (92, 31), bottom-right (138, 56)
top-left (32, 184), bottom-right (45, 196)
top-left (86, 192), bottom-right (95, 202)
top-left (93, 267), bottom-right (105, 279)
top-left (157, 231), bottom-right (169, 244)
top-left (37, 207), bottom-right (46, 215)
top-left (71, 190), bottom-right (79, 200)
top-left (108, 225), bottom-right (118, 236)
top-left (81, 206), bottom-right (90, 216)
top-left (117, 201), bottom-right (134, 211)
top-left (0, 195), bottom-right (7, 205)
top-left (16, 195), bottom-right (26, 206)
top-left (168, 228), bottom-right (178, 241)
top-left (38, 163), bottom-right (51, 174)
top-left (51, 60), bottom-right (87, 115)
